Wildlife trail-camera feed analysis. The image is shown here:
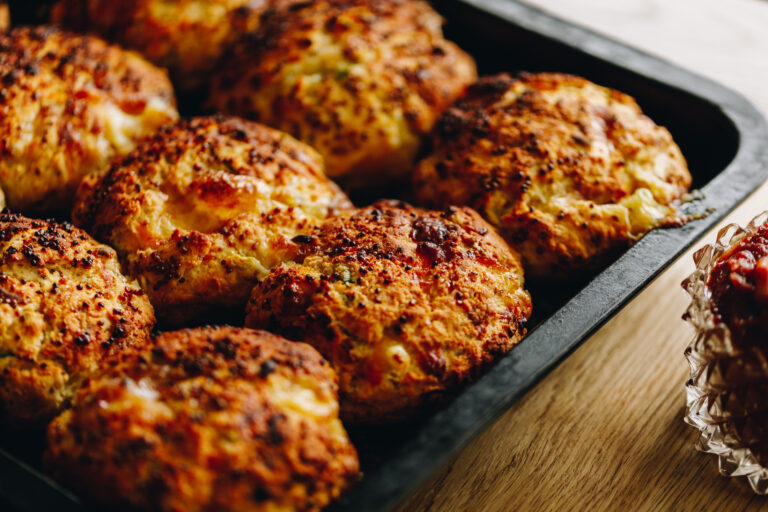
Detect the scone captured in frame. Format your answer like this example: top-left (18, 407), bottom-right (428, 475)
top-left (45, 326), bottom-right (359, 512)
top-left (0, 213), bottom-right (155, 425)
top-left (51, 0), bottom-right (294, 92)
top-left (245, 200), bottom-right (532, 423)
top-left (209, 0), bottom-right (477, 186)
top-left (0, 26), bottom-right (178, 213)
top-left (73, 116), bottom-right (353, 326)
top-left (413, 72), bottom-right (692, 278)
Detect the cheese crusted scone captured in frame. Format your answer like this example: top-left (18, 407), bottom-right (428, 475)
top-left (209, 0), bottom-right (477, 186)
top-left (0, 26), bottom-right (178, 214)
top-left (0, 213), bottom-right (154, 425)
top-left (413, 73), bottom-right (692, 278)
top-left (45, 326), bottom-right (359, 512)
top-left (73, 116), bottom-right (353, 326)
top-left (246, 200), bottom-right (532, 423)
top-left (51, 0), bottom-right (294, 92)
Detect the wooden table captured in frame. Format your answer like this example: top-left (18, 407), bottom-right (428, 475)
top-left (400, 1), bottom-right (768, 510)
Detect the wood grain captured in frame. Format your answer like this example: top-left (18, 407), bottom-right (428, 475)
top-left (399, 0), bottom-right (768, 510)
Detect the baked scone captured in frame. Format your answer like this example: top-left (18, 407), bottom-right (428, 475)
top-left (245, 200), bottom-right (532, 423)
top-left (51, 0), bottom-right (293, 92)
top-left (0, 26), bottom-right (178, 214)
top-left (0, 213), bottom-right (155, 425)
top-left (209, 0), bottom-right (477, 186)
top-left (73, 116), bottom-right (353, 326)
top-left (45, 326), bottom-right (359, 512)
top-left (413, 72), bottom-right (692, 278)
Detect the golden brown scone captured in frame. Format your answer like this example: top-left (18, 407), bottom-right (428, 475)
top-left (0, 213), bottom-right (155, 425)
top-left (51, 0), bottom-right (294, 92)
top-left (45, 326), bottom-right (360, 512)
top-left (73, 116), bottom-right (353, 326)
top-left (413, 73), bottom-right (692, 279)
top-left (209, 0), bottom-right (477, 186)
top-left (245, 200), bottom-right (532, 423)
top-left (0, 26), bottom-right (178, 214)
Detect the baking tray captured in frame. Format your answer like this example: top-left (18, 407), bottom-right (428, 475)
top-left (3, 0), bottom-right (768, 511)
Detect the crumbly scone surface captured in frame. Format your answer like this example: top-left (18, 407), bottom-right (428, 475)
top-left (0, 26), bottom-right (178, 212)
top-left (0, 213), bottom-right (155, 424)
top-left (73, 116), bottom-right (353, 324)
top-left (45, 326), bottom-right (359, 512)
top-left (209, 0), bottom-right (477, 183)
top-left (246, 200), bottom-right (532, 423)
top-left (414, 72), bottom-right (691, 277)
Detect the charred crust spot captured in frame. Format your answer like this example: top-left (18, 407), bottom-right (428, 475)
top-left (20, 245), bottom-right (43, 267)
top-left (253, 486), bottom-right (272, 503)
top-left (292, 234), bottom-right (315, 244)
top-left (259, 359), bottom-right (277, 378)
top-left (465, 73), bottom-right (517, 99)
top-left (214, 337), bottom-right (237, 359)
top-left (412, 216), bottom-right (449, 245)
top-left (74, 333), bottom-right (91, 347)
top-left (421, 350), bottom-right (447, 378)
top-left (267, 413), bottom-right (286, 445)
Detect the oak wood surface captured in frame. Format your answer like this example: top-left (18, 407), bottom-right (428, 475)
top-left (400, 1), bottom-right (768, 510)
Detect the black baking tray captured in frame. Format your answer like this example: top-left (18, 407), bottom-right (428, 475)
top-left (3, 0), bottom-right (768, 511)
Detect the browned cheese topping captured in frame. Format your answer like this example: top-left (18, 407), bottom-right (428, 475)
top-left (0, 26), bottom-right (178, 213)
top-left (0, 213), bottom-right (155, 424)
top-left (209, 0), bottom-right (477, 185)
top-left (246, 200), bottom-right (532, 423)
top-left (413, 72), bottom-right (692, 278)
top-left (45, 326), bottom-right (359, 512)
top-left (73, 116), bottom-right (353, 325)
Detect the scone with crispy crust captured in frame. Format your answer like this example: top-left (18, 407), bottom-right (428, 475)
top-left (209, 0), bottom-right (477, 186)
top-left (73, 116), bottom-right (353, 326)
top-left (51, 0), bottom-right (295, 92)
top-left (413, 72), bottom-right (692, 278)
top-left (0, 213), bottom-right (154, 425)
top-left (0, 26), bottom-right (178, 213)
top-left (45, 326), bottom-right (360, 512)
top-left (246, 200), bottom-right (532, 423)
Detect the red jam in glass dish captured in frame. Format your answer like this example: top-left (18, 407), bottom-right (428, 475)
top-left (708, 222), bottom-right (768, 351)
